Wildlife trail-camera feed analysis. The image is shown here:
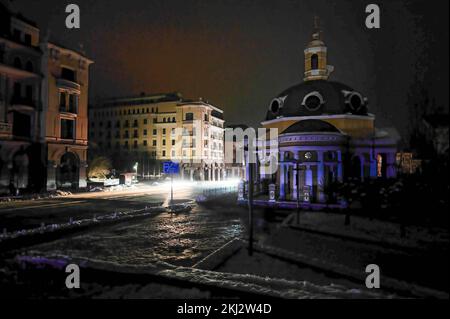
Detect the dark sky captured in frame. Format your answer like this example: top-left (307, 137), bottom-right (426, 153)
top-left (12, 0), bottom-right (449, 138)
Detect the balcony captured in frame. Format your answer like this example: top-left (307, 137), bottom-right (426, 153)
top-left (10, 96), bottom-right (37, 109)
top-left (59, 104), bottom-right (78, 115)
top-left (0, 122), bottom-right (13, 137)
top-left (56, 78), bottom-right (81, 93)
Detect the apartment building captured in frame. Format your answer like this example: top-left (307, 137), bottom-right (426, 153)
top-left (89, 93), bottom-right (226, 181)
top-left (0, 0), bottom-right (93, 194)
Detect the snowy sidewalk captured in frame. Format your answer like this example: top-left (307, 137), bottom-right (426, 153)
top-left (261, 213), bottom-right (449, 297)
top-left (284, 211), bottom-right (449, 251)
top-left (9, 254), bottom-right (390, 299)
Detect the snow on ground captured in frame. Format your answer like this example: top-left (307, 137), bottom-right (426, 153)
top-left (286, 212), bottom-right (449, 250)
top-left (0, 190), bottom-right (73, 203)
top-left (215, 244), bottom-right (396, 299)
top-left (13, 254), bottom-right (391, 299)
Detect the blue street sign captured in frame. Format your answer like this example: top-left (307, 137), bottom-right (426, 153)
top-left (163, 161), bottom-right (180, 174)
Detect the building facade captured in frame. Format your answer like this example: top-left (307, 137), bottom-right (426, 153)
top-left (0, 0), bottom-right (93, 194)
top-left (41, 42), bottom-right (93, 190)
top-left (248, 20), bottom-right (398, 205)
top-left (89, 93), bottom-right (226, 181)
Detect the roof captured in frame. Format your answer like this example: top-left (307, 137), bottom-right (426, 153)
top-left (100, 92), bottom-right (182, 108)
top-left (265, 80), bottom-right (369, 121)
top-left (282, 119), bottom-right (341, 134)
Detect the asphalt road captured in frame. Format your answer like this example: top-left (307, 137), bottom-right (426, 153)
top-left (0, 182), bottom-right (208, 232)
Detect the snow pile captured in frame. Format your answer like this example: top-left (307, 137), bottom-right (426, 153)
top-left (0, 206), bottom-right (166, 245)
top-left (0, 190), bottom-right (73, 203)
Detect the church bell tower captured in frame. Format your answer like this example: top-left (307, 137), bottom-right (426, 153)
top-left (304, 17), bottom-right (334, 81)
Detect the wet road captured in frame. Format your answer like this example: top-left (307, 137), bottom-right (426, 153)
top-left (28, 205), bottom-right (245, 267)
top-left (0, 181), bottom-right (248, 267)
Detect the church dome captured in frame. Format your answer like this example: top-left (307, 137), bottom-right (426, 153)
top-left (266, 80), bottom-right (369, 121)
top-left (282, 119), bottom-right (341, 134)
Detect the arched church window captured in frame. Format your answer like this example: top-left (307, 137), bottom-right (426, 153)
top-left (311, 54), bottom-right (319, 70)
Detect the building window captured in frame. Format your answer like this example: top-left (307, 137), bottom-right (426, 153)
top-left (204, 114), bottom-right (209, 122)
top-left (134, 130), bottom-right (138, 138)
top-left (134, 140), bottom-right (138, 149)
top-left (162, 139), bottom-right (166, 146)
top-left (153, 129), bottom-right (157, 135)
top-left (311, 54), bottom-right (319, 70)
top-left (162, 128), bottom-right (166, 135)
top-left (13, 29), bottom-right (21, 41)
top-left (124, 141), bottom-right (129, 149)
top-left (24, 34), bottom-right (32, 46)
top-left (172, 117), bottom-right (176, 122)
top-left (162, 150), bottom-right (166, 157)
top-left (185, 113), bottom-right (194, 121)
top-left (143, 140), bottom-right (148, 146)
top-left (172, 140), bottom-right (175, 146)
top-left (25, 85), bottom-right (33, 101)
top-left (152, 140), bottom-right (157, 146)
top-left (143, 129), bottom-right (147, 136)
top-left (61, 67), bottom-right (76, 82)
top-left (377, 154), bottom-right (387, 178)
top-left (25, 61), bottom-right (34, 72)
top-left (68, 95), bottom-right (78, 113)
top-left (59, 92), bottom-right (67, 110)
top-left (124, 130), bottom-right (129, 138)
top-left (14, 57), bottom-right (22, 69)
top-left (61, 119), bottom-right (75, 139)
top-left (125, 120), bottom-right (129, 127)
top-left (143, 119), bottom-right (148, 125)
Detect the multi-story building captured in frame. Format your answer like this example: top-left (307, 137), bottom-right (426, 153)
top-left (40, 42), bottom-right (93, 190)
top-left (0, 0), bottom-right (93, 194)
top-left (89, 93), bottom-right (226, 181)
top-left (0, 3), bottom-right (41, 193)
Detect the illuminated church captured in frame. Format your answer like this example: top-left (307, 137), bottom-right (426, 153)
top-left (259, 20), bottom-right (398, 204)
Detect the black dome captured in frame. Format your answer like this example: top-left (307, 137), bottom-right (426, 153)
top-left (265, 80), bottom-right (368, 121)
top-left (282, 119), bottom-right (341, 134)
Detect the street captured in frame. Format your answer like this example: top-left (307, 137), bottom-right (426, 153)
top-left (0, 182), bottom-right (250, 267)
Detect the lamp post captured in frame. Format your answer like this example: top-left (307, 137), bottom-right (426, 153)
top-left (244, 139), bottom-right (255, 257)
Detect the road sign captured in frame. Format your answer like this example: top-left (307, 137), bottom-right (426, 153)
top-left (163, 161), bottom-right (179, 174)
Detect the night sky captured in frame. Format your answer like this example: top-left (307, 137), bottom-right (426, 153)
top-left (12, 0), bottom-right (449, 139)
